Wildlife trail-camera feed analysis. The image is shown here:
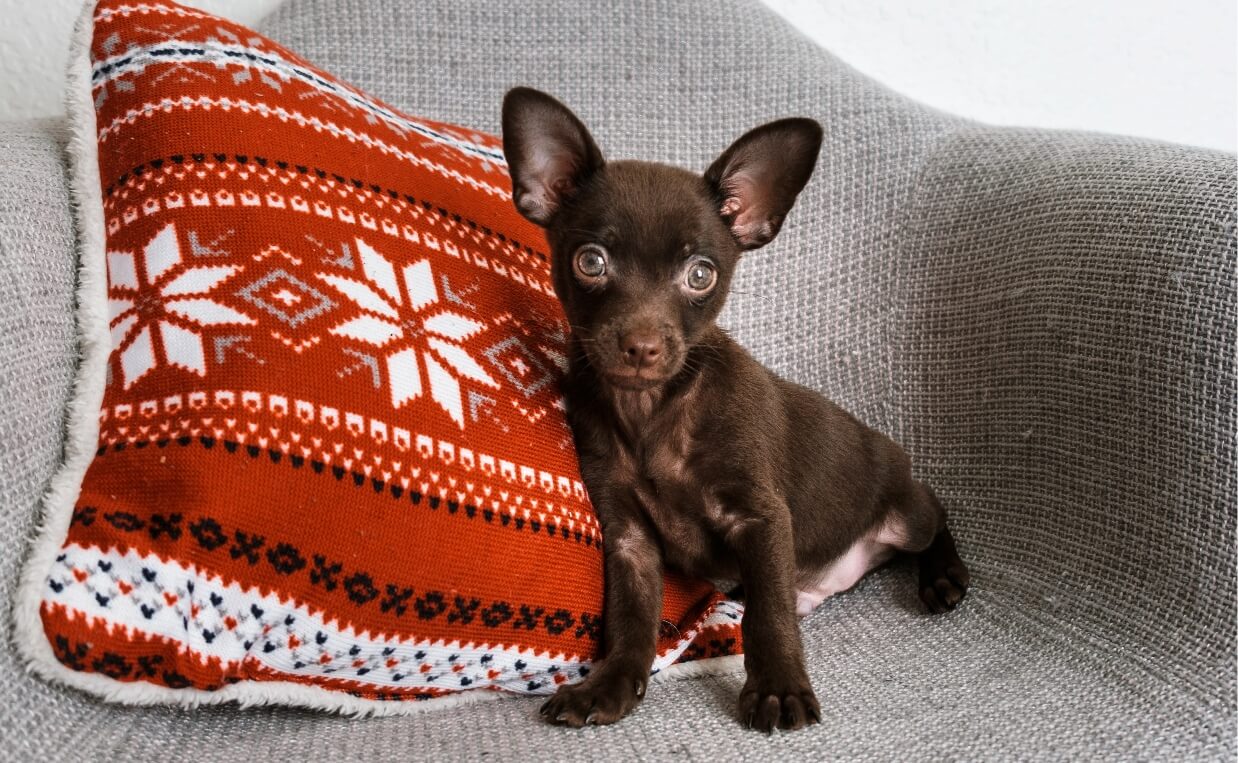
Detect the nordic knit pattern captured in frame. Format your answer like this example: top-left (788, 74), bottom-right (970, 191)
top-left (30, 0), bottom-right (741, 709)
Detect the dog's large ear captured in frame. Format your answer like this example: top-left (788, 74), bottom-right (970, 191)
top-left (501, 87), bottom-right (604, 226)
top-left (705, 118), bottom-right (822, 249)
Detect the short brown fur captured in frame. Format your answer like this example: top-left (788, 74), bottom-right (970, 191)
top-left (501, 87), bottom-right (969, 732)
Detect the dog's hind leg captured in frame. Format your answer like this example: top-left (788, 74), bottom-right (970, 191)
top-left (793, 447), bottom-right (970, 617)
top-left (887, 480), bottom-right (970, 613)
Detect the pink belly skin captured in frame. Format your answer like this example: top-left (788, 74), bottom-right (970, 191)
top-left (794, 519), bottom-right (908, 617)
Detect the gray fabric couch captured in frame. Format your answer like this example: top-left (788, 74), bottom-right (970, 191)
top-left (3, 0), bottom-right (1234, 759)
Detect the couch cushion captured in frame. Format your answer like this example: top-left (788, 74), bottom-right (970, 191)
top-left (14, 0), bottom-right (739, 714)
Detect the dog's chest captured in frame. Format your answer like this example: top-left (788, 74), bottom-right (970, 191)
top-left (610, 427), bottom-right (735, 577)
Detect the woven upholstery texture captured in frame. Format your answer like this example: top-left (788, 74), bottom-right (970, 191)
top-left (2, 0), bottom-right (1235, 758)
top-left (0, 120), bottom-right (78, 522)
top-left (0, 119), bottom-right (94, 760)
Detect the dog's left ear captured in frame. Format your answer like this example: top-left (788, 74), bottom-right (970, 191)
top-left (705, 118), bottom-right (822, 250)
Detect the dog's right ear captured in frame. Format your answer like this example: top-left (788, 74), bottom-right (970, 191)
top-left (501, 87), bottom-right (604, 226)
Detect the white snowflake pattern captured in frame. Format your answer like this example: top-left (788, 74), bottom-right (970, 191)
top-left (107, 223), bottom-right (255, 388)
top-left (318, 237), bottom-right (499, 426)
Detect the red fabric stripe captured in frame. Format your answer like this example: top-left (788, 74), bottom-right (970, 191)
top-left (42, 602), bottom-right (453, 700)
top-left (71, 443), bottom-right (718, 652)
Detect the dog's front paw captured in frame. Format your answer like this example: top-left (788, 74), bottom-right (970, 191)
top-left (738, 672), bottom-right (820, 733)
top-left (539, 666), bottom-right (647, 727)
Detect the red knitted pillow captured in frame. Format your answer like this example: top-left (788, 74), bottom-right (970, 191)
top-left (16, 0), bottom-right (741, 713)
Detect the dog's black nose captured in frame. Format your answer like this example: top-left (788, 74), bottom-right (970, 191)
top-left (619, 331), bottom-right (664, 368)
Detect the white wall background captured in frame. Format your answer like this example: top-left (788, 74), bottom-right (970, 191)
top-left (1, 0), bottom-right (1234, 152)
top-left (763, 0), bottom-right (1236, 152)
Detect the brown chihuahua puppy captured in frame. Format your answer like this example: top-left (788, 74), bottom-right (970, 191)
top-left (501, 87), bottom-right (969, 733)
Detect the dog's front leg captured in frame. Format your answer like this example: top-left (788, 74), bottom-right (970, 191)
top-left (541, 501), bottom-right (663, 727)
top-left (727, 498), bottom-right (821, 732)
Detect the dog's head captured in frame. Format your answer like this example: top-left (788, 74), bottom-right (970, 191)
top-left (501, 87), bottom-right (821, 391)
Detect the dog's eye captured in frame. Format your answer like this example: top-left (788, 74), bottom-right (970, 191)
top-left (684, 260), bottom-right (717, 293)
top-left (573, 245), bottom-right (608, 282)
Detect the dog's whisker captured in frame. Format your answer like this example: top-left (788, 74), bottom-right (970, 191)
top-left (728, 288), bottom-right (776, 307)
